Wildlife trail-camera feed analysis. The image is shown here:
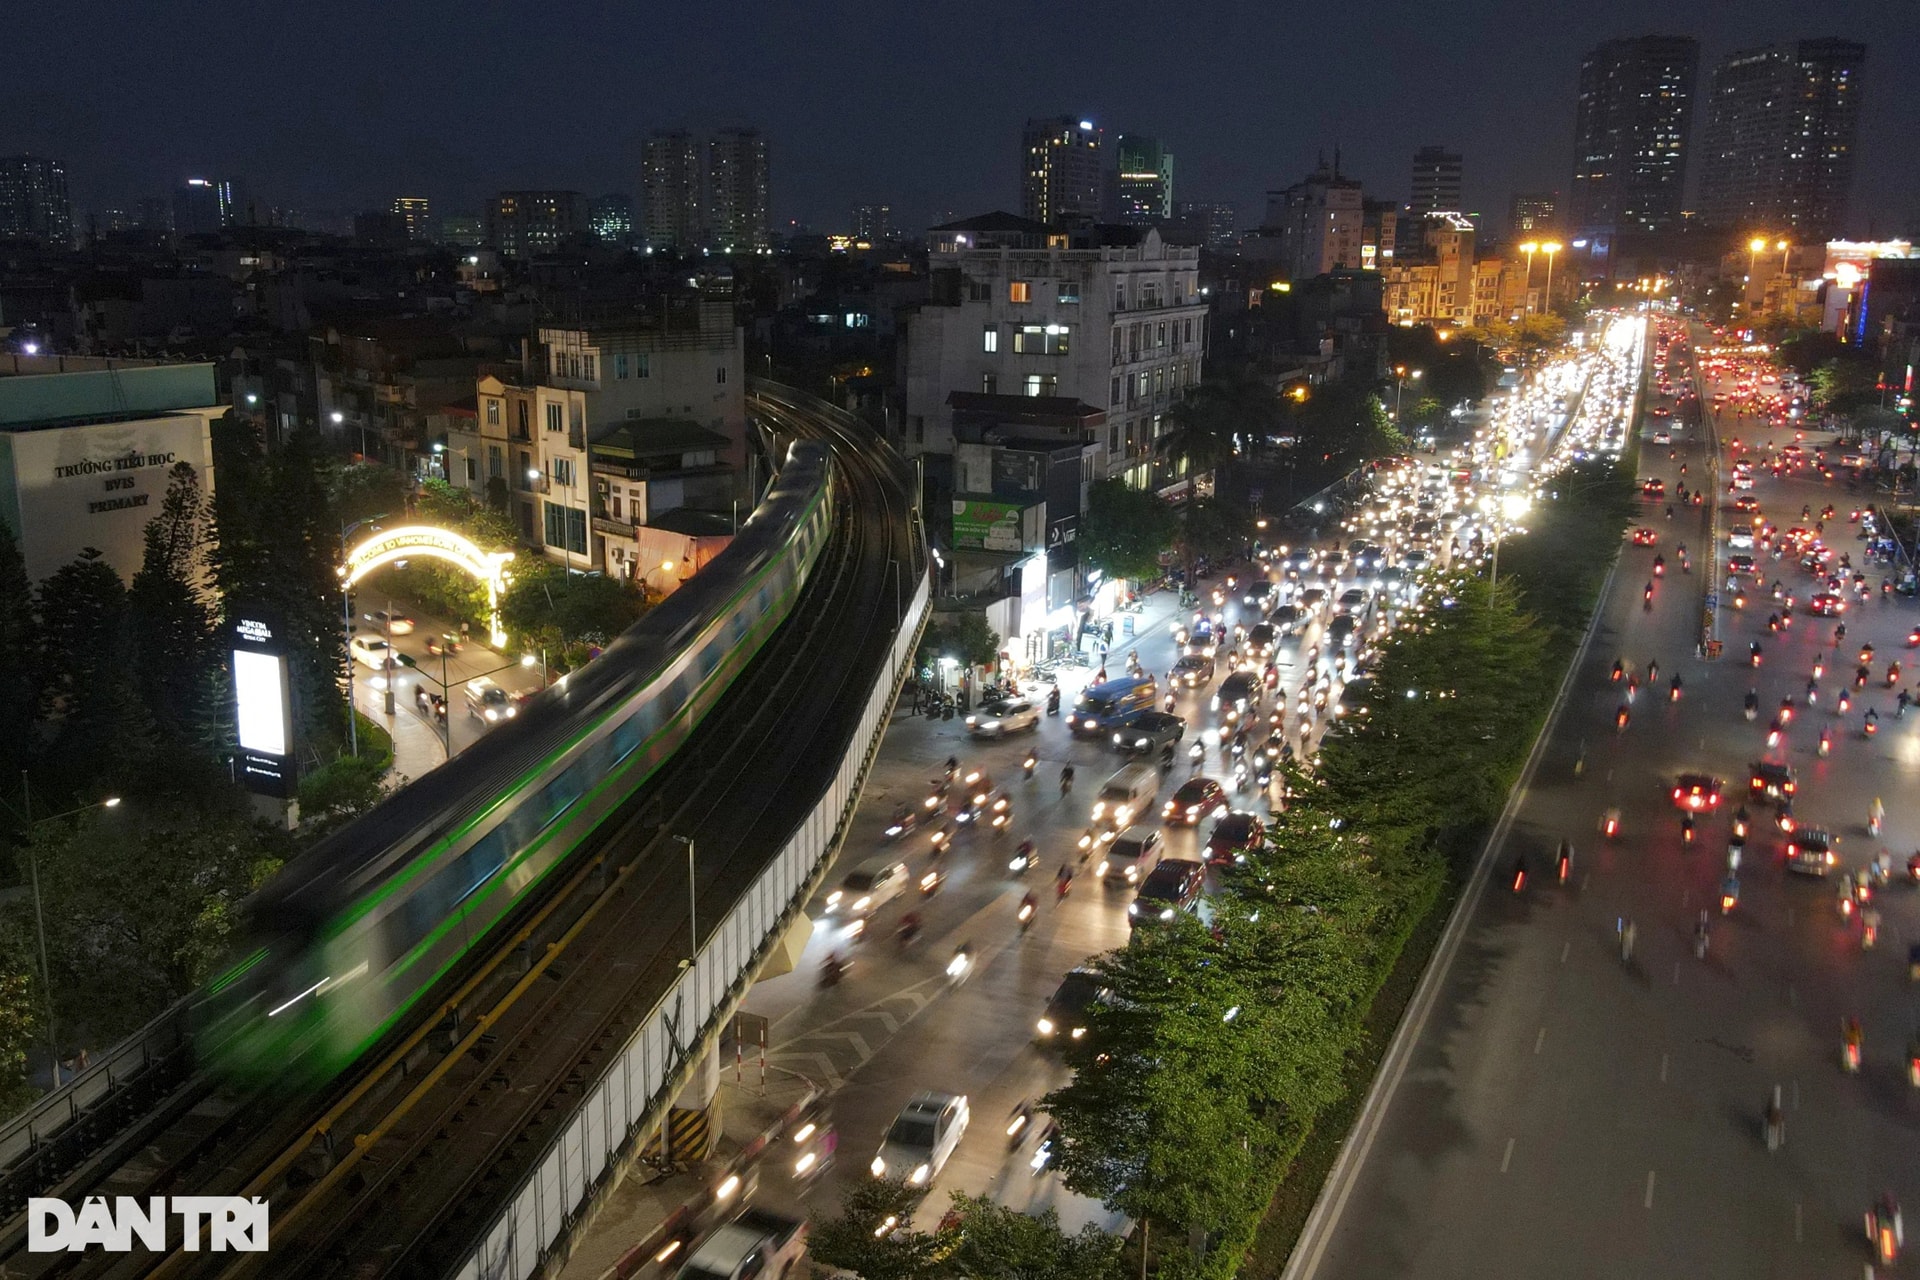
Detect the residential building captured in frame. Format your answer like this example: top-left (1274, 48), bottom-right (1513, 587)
top-left (853, 204), bottom-right (893, 242)
top-left (353, 210), bottom-right (413, 249)
top-left (136, 196), bottom-right (173, 235)
top-left (1116, 134), bottom-right (1173, 224)
top-left (0, 155), bottom-right (72, 247)
top-left (589, 193), bottom-right (635, 246)
top-left (902, 213), bottom-right (1207, 494)
top-left (1021, 118), bottom-right (1104, 225)
top-left (1173, 200), bottom-right (1237, 249)
top-left (1568, 35), bottom-right (1699, 233)
top-left (1696, 38), bottom-right (1866, 239)
top-left (707, 128), bottom-right (770, 254)
top-left (0, 362), bottom-right (220, 586)
top-left (391, 196), bottom-right (432, 242)
top-left (470, 373), bottom-right (591, 564)
top-left (1382, 213), bottom-right (1479, 326)
top-left (1360, 199), bottom-right (1399, 271)
top-left (589, 421), bottom-right (735, 590)
top-left (1408, 146), bottom-right (1463, 216)
top-left (1509, 191), bottom-right (1558, 236)
top-left (1264, 161), bottom-right (1366, 281)
top-left (642, 130), bottom-right (702, 252)
top-left (440, 214), bottom-right (484, 246)
top-left (486, 190), bottom-right (583, 257)
top-left (173, 177), bottom-right (238, 236)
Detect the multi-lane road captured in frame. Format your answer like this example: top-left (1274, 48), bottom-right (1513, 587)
top-left (1291, 317), bottom-right (1920, 1278)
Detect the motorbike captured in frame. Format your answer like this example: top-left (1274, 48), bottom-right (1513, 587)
top-left (1819, 730), bottom-right (1831, 757)
top-left (1867, 1201), bottom-right (1903, 1265)
top-left (1744, 692), bottom-right (1759, 722)
top-left (946, 944), bottom-right (974, 985)
top-left (1556, 842), bottom-right (1572, 885)
top-left (883, 808), bottom-right (918, 841)
top-left (1008, 842), bottom-right (1037, 875)
top-left (1510, 858), bottom-right (1528, 893)
top-left (920, 869), bottom-right (942, 896)
top-left (1720, 875), bottom-right (1740, 914)
top-left (1017, 896), bottom-right (1036, 931)
top-left (1844, 1020), bottom-right (1863, 1073)
top-left (820, 954), bottom-right (850, 988)
top-left (425, 632), bottom-right (462, 656)
top-left (1603, 809), bottom-right (1621, 838)
top-left (1006, 1104), bottom-right (1034, 1151)
top-left (1022, 751), bottom-right (1038, 780)
top-left (1029, 1123), bottom-right (1061, 1176)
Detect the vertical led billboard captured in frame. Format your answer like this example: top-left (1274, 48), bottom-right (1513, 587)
top-left (231, 613), bottom-right (297, 797)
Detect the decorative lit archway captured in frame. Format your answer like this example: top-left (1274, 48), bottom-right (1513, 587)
top-left (340, 525), bottom-right (516, 647)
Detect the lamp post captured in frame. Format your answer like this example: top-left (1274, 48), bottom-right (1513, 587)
top-left (1518, 242), bottom-right (1539, 313)
top-left (670, 835), bottom-right (697, 968)
top-left (412, 655), bottom-right (536, 758)
top-left (1482, 492), bottom-right (1531, 590)
top-left (1393, 366), bottom-right (1423, 422)
top-left (643, 558), bottom-right (677, 603)
top-left (1746, 236), bottom-right (1768, 283)
top-left (1539, 242), bottom-right (1563, 314)
top-left (3, 778), bottom-right (121, 1087)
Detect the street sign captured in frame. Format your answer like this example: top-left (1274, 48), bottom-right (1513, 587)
top-left (1705, 593), bottom-right (1718, 608)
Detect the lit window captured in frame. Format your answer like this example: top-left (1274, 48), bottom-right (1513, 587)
top-left (485, 399), bottom-right (501, 425)
top-left (1009, 281), bottom-right (1031, 303)
top-left (983, 326), bottom-right (999, 353)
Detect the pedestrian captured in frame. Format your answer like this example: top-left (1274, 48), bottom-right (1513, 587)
top-left (459, 619), bottom-right (470, 644)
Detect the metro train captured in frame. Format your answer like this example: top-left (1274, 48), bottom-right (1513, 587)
top-left (202, 443), bottom-right (834, 1086)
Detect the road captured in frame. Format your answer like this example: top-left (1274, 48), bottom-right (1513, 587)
top-left (345, 599), bottom-right (546, 781)
top-left (1292, 317), bottom-right (1920, 1278)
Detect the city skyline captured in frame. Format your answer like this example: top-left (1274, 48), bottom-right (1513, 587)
top-left (1, 0), bottom-right (1912, 240)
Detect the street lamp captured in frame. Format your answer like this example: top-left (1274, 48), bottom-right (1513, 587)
top-left (1747, 236), bottom-right (1768, 282)
top-left (1393, 367), bottom-right (1423, 422)
top-left (1481, 492), bottom-right (1531, 589)
top-left (521, 649), bottom-right (548, 690)
top-left (643, 557), bottom-right (677, 602)
top-left (1518, 242), bottom-right (1539, 313)
top-left (1539, 242), bottom-right (1563, 313)
top-left (0, 778), bottom-right (122, 1088)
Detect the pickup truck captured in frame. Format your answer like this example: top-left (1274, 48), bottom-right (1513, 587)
top-left (674, 1207), bottom-right (808, 1280)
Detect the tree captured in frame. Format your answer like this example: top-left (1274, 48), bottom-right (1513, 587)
top-left (34, 548), bottom-right (156, 788)
top-left (128, 462), bottom-right (218, 748)
top-left (942, 1194), bottom-right (1124, 1280)
top-left (1173, 496), bottom-right (1248, 577)
top-left (917, 611), bottom-right (1001, 672)
top-left (329, 461), bottom-right (410, 530)
top-left (808, 1179), bottom-right (945, 1280)
top-left (0, 962), bottom-right (41, 1118)
top-left (499, 560), bottom-right (647, 668)
top-left (1079, 480), bottom-right (1176, 584)
top-left (1810, 356), bottom-right (1880, 418)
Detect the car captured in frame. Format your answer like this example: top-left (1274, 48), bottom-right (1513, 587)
top-left (1213, 672), bottom-right (1261, 723)
top-left (1806, 592), bottom-right (1846, 617)
top-left (1112, 710), bottom-right (1186, 755)
top-left (1204, 811), bottom-right (1266, 865)
top-left (1785, 828), bottom-right (1837, 877)
top-left (1283, 547), bottom-right (1317, 577)
top-left (362, 610), bottom-right (416, 636)
top-left (871, 1092), bottom-right (969, 1186)
top-left (1670, 774), bottom-right (1723, 812)
top-left (673, 1209), bottom-right (808, 1280)
top-left (1337, 587), bottom-right (1368, 615)
top-left (965, 698), bottom-right (1039, 738)
top-left (1728, 524), bottom-right (1754, 549)
top-left (825, 858), bottom-right (909, 916)
top-left (1036, 969), bottom-right (1109, 1045)
top-left (1128, 858), bottom-right (1206, 927)
top-left (1652, 430), bottom-right (1672, 445)
top-left (1642, 479), bottom-right (1666, 497)
top-left (1267, 604), bottom-right (1303, 636)
top-left (1298, 587), bottom-right (1330, 613)
top-left (1245, 623), bottom-right (1278, 657)
top-left (349, 634), bottom-right (396, 669)
top-left (1727, 553), bottom-right (1756, 576)
top-left (1327, 615), bottom-right (1359, 647)
top-left (1172, 653), bottom-right (1216, 687)
top-left (1748, 761), bottom-right (1796, 803)
top-left (465, 675), bottom-right (518, 723)
top-left (1732, 471), bottom-right (1754, 490)
top-left (1163, 777), bottom-right (1227, 826)
top-left (1631, 527), bottom-right (1659, 546)
top-left (1096, 826), bottom-right (1164, 885)
top-left (1732, 495), bottom-right (1760, 514)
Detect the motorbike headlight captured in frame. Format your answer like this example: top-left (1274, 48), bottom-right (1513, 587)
top-left (870, 1157), bottom-right (887, 1177)
top-left (1071, 1026), bottom-right (1086, 1039)
top-left (1037, 1017), bottom-right (1055, 1036)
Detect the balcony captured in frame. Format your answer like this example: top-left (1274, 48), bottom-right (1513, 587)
top-left (593, 515), bottom-right (635, 540)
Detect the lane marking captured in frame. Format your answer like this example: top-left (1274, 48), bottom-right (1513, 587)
top-left (1644, 1170), bottom-right (1656, 1209)
top-left (1560, 940), bottom-right (1571, 964)
top-left (1500, 1137), bottom-right (1515, 1173)
top-left (1534, 1027), bottom-right (1546, 1055)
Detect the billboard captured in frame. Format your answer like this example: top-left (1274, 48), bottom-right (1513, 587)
top-left (231, 612), bottom-right (297, 798)
top-left (951, 498), bottom-right (1029, 552)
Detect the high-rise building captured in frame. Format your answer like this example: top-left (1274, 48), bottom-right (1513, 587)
top-left (172, 177), bottom-right (238, 236)
top-left (390, 196), bottom-right (433, 242)
top-left (589, 194), bottom-right (635, 246)
top-left (1508, 191), bottom-right (1559, 236)
top-left (136, 197), bottom-right (173, 235)
top-left (1116, 134), bottom-right (1174, 224)
top-left (1696, 38), bottom-right (1866, 240)
top-left (852, 204), bottom-right (893, 242)
top-left (1173, 201), bottom-right (1238, 250)
top-left (1264, 161), bottom-right (1366, 280)
top-left (486, 191), bottom-right (583, 257)
top-left (1568, 35), bottom-right (1699, 233)
top-left (0, 155), bottom-right (72, 247)
top-left (642, 130), bottom-right (702, 253)
top-left (1408, 146), bottom-right (1463, 216)
top-left (1021, 117), bottom-right (1104, 225)
top-left (707, 128), bottom-right (770, 253)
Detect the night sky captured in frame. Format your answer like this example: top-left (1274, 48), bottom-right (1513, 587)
top-left (7, 0), bottom-right (1914, 237)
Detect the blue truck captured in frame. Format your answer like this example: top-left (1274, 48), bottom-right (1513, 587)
top-left (1068, 673), bottom-right (1158, 737)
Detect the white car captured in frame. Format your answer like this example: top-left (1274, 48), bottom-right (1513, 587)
top-left (965, 698), bottom-right (1039, 738)
top-left (1651, 430), bottom-right (1672, 446)
top-left (871, 1092), bottom-right (969, 1186)
top-left (1728, 524), bottom-right (1754, 549)
top-left (824, 858), bottom-right (909, 916)
top-left (363, 610), bottom-right (415, 635)
top-left (349, 634), bottom-right (396, 669)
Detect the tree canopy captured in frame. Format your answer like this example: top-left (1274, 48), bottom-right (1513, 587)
top-left (1078, 480), bottom-right (1176, 584)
